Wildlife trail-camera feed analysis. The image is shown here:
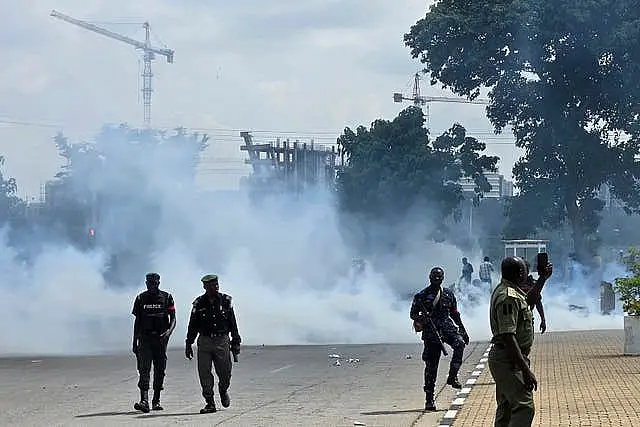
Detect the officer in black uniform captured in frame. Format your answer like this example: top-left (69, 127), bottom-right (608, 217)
top-left (410, 267), bottom-right (470, 411)
top-left (185, 274), bottom-right (242, 414)
top-left (131, 272), bottom-right (176, 413)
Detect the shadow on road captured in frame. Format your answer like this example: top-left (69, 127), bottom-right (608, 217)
top-left (75, 411), bottom-right (139, 418)
top-left (76, 410), bottom-right (202, 419)
top-left (361, 408), bottom-right (427, 416)
top-left (134, 412), bottom-right (202, 418)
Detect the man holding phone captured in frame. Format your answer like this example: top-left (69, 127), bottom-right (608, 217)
top-left (522, 260), bottom-right (547, 334)
top-left (488, 255), bottom-right (552, 427)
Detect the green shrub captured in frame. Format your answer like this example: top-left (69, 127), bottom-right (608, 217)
top-left (614, 246), bottom-right (640, 316)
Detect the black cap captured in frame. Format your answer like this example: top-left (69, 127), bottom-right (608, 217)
top-left (146, 272), bottom-right (160, 282)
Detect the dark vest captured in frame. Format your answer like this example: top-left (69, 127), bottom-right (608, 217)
top-left (134, 290), bottom-right (173, 336)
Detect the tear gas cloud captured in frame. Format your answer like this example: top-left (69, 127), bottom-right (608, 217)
top-left (0, 128), bottom-right (625, 356)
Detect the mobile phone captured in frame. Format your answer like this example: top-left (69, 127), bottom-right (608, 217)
top-left (536, 252), bottom-right (549, 272)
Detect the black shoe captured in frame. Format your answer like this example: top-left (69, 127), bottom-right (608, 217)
top-left (200, 401), bottom-right (217, 414)
top-left (424, 397), bottom-right (436, 412)
top-left (134, 400), bottom-right (150, 413)
top-left (447, 375), bottom-right (462, 389)
top-left (152, 401), bottom-right (163, 411)
top-left (220, 390), bottom-right (231, 408)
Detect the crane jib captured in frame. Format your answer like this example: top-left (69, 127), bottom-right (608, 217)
top-left (49, 9), bottom-right (174, 126)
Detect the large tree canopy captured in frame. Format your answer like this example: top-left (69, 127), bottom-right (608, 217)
top-left (337, 106), bottom-right (498, 231)
top-left (405, 0), bottom-right (640, 259)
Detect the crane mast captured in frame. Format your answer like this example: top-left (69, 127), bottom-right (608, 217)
top-left (50, 10), bottom-right (174, 127)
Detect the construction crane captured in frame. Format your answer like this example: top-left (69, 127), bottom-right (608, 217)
top-left (394, 72), bottom-right (489, 129)
top-left (50, 9), bottom-right (174, 127)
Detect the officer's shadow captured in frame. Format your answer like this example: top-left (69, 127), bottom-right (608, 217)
top-left (134, 411), bottom-right (202, 418)
top-left (75, 411), bottom-right (140, 418)
top-left (360, 408), bottom-right (438, 416)
top-left (75, 410), bottom-right (201, 418)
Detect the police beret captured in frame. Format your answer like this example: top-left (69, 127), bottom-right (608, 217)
top-left (201, 274), bottom-right (218, 283)
top-left (146, 272), bottom-right (160, 281)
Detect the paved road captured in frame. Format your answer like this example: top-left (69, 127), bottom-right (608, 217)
top-left (0, 341), bottom-right (487, 426)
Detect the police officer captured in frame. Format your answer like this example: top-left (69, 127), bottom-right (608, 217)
top-left (410, 267), bottom-right (470, 411)
top-left (488, 257), bottom-right (552, 427)
top-left (185, 274), bottom-right (242, 414)
top-left (131, 272), bottom-right (176, 413)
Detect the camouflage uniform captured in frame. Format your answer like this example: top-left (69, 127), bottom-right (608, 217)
top-left (488, 279), bottom-right (535, 426)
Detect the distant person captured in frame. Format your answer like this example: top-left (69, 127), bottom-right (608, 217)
top-left (488, 256), bottom-right (552, 427)
top-left (131, 272), bottom-right (176, 413)
top-left (521, 260), bottom-right (547, 334)
top-left (479, 256), bottom-right (495, 289)
top-left (185, 274), bottom-right (242, 414)
top-left (460, 257), bottom-right (473, 285)
top-left (410, 267), bottom-right (470, 412)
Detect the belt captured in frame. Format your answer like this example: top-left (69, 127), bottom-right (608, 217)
top-left (206, 332), bottom-right (228, 337)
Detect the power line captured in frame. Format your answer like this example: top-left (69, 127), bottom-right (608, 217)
top-left (0, 116), bottom-right (520, 145)
top-left (0, 117), bottom-right (62, 129)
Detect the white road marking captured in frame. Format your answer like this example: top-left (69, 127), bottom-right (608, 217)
top-left (270, 364), bottom-right (295, 374)
top-left (443, 409), bottom-right (458, 418)
top-left (452, 397), bottom-right (466, 405)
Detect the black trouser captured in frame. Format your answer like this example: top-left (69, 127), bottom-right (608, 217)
top-left (136, 335), bottom-right (168, 393)
top-left (422, 331), bottom-right (466, 397)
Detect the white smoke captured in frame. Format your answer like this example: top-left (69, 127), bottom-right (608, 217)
top-left (0, 127), bottom-right (627, 356)
top-left (450, 255), bottom-right (625, 342)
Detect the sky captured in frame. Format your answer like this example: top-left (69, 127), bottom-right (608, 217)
top-left (0, 0), bottom-right (520, 197)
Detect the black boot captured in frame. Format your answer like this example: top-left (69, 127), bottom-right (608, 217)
top-left (134, 390), bottom-right (150, 413)
top-left (152, 389), bottom-right (163, 411)
top-left (447, 374), bottom-right (462, 389)
top-left (200, 399), bottom-right (217, 414)
top-left (424, 394), bottom-right (436, 411)
top-left (219, 387), bottom-right (231, 408)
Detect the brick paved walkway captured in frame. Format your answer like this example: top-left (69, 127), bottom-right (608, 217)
top-left (452, 330), bottom-right (640, 426)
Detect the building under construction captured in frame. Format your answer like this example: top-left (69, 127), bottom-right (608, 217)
top-left (240, 131), bottom-right (339, 198)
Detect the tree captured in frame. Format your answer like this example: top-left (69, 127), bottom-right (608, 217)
top-left (405, 0), bottom-right (640, 260)
top-left (49, 124), bottom-right (209, 285)
top-left (0, 156), bottom-right (25, 227)
top-left (614, 246), bottom-right (640, 316)
top-left (336, 106), bottom-right (498, 246)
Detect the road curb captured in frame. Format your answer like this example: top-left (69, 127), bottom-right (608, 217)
top-left (437, 344), bottom-right (492, 426)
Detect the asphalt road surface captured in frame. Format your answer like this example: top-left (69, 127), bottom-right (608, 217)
top-left (0, 341), bottom-right (487, 426)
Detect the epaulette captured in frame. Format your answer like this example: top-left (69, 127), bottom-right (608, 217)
top-left (222, 293), bottom-right (233, 308)
top-left (507, 287), bottom-right (525, 300)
